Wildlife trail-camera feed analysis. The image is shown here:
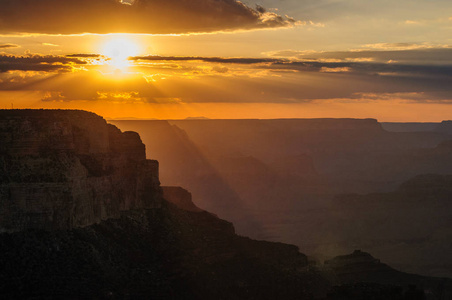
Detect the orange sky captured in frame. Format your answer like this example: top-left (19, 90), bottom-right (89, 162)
top-left (0, 0), bottom-right (451, 121)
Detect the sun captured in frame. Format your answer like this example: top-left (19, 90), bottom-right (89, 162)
top-left (101, 37), bottom-right (140, 72)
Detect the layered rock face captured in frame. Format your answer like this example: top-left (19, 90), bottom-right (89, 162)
top-left (0, 110), bottom-right (161, 232)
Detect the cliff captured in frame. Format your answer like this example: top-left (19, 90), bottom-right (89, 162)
top-left (0, 109), bottom-right (324, 299)
top-left (0, 109), bottom-right (161, 232)
top-left (2, 110), bottom-right (452, 299)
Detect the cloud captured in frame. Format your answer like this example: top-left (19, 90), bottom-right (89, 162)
top-left (41, 91), bottom-right (66, 102)
top-left (96, 91), bottom-right (145, 103)
top-left (405, 20), bottom-right (421, 25)
top-left (0, 51), bottom-right (451, 105)
top-left (2, 51), bottom-right (452, 81)
top-left (0, 44), bottom-right (19, 49)
top-left (362, 42), bottom-right (443, 50)
top-left (267, 47), bottom-right (452, 65)
top-left (0, 0), bottom-right (298, 35)
top-left (131, 53), bottom-right (452, 79)
top-left (66, 54), bottom-right (104, 58)
top-left (0, 54), bottom-right (86, 73)
top-left (42, 43), bottom-right (59, 47)
top-left (352, 92), bottom-right (452, 104)
top-left (119, 0), bottom-right (135, 5)
top-left (320, 67), bottom-right (351, 73)
top-left (131, 55), bottom-right (285, 64)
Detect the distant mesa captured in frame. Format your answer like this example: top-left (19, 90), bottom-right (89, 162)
top-left (381, 122), bottom-right (440, 132)
top-left (435, 120), bottom-right (452, 135)
top-left (325, 250), bottom-right (450, 299)
top-left (184, 116), bottom-right (210, 120)
top-left (325, 250), bottom-right (386, 274)
top-left (106, 117), bottom-right (160, 120)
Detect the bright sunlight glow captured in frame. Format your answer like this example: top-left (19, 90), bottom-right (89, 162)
top-left (101, 37), bottom-right (140, 72)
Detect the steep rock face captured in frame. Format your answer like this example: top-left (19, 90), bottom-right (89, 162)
top-left (0, 110), bottom-right (161, 232)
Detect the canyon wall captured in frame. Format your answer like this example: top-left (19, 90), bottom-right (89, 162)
top-left (0, 110), bottom-right (162, 232)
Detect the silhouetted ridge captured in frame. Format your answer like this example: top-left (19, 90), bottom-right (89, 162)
top-left (324, 250), bottom-right (451, 299)
top-left (435, 120), bottom-right (452, 135)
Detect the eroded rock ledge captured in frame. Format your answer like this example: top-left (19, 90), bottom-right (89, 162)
top-left (0, 109), bottom-right (162, 232)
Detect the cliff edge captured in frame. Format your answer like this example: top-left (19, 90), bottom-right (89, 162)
top-left (0, 109), bottom-right (161, 232)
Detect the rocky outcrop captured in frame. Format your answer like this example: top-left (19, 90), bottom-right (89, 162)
top-left (435, 120), bottom-right (452, 135)
top-left (325, 250), bottom-right (452, 299)
top-left (0, 109), bottom-right (161, 232)
top-left (162, 186), bottom-right (203, 212)
top-left (325, 250), bottom-right (390, 276)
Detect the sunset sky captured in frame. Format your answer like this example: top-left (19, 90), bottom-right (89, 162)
top-left (0, 0), bottom-right (451, 120)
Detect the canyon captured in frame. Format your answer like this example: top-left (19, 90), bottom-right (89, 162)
top-left (111, 118), bottom-right (452, 278)
top-left (1, 110), bottom-right (452, 298)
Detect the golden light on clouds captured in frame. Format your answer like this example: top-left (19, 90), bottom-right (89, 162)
top-left (0, 0), bottom-right (451, 121)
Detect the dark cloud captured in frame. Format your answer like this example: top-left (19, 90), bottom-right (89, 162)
top-left (132, 53), bottom-right (452, 78)
top-left (66, 54), bottom-right (104, 58)
top-left (0, 44), bottom-right (19, 49)
top-left (0, 0), bottom-right (298, 35)
top-left (269, 47), bottom-right (452, 64)
top-left (131, 55), bottom-right (285, 64)
top-left (0, 54), bottom-right (86, 73)
top-left (269, 61), bottom-right (452, 78)
top-left (254, 0), bottom-right (452, 22)
top-left (256, 5), bottom-right (267, 14)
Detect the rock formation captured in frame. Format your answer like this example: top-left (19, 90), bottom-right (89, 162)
top-left (2, 110), bottom-right (452, 299)
top-left (162, 186), bottom-right (203, 212)
top-left (0, 109), bottom-right (324, 299)
top-left (435, 120), bottom-right (452, 135)
top-left (0, 109), bottom-right (161, 232)
top-left (324, 250), bottom-right (452, 299)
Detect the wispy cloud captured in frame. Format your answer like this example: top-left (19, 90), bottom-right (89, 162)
top-left (0, 44), bottom-right (19, 49)
top-left (42, 43), bottom-right (59, 47)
